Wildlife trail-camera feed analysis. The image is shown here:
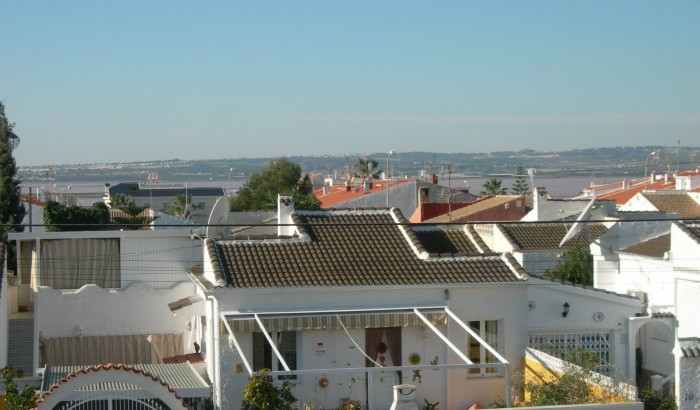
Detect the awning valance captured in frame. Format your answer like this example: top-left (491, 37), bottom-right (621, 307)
top-left (227, 310), bottom-right (447, 333)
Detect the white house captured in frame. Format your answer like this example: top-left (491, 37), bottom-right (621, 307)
top-left (5, 228), bottom-right (210, 407)
top-left (592, 220), bottom-right (700, 410)
top-left (187, 196), bottom-right (642, 409)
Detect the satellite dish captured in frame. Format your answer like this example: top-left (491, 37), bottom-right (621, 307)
top-left (206, 196), bottom-right (229, 239)
top-left (559, 197), bottom-right (596, 248)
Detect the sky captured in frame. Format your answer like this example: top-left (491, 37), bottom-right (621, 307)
top-left (1, 1), bottom-right (699, 166)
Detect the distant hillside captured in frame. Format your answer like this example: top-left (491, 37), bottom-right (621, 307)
top-left (18, 145), bottom-right (700, 184)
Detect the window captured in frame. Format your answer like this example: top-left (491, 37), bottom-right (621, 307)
top-left (253, 331), bottom-right (298, 380)
top-left (467, 320), bottom-right (501, 376)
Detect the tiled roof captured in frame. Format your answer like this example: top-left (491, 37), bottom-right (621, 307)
top-left (679, 338), bottom-right (700, 358)
top-left (207, 210), bottom-right (522, 288)
top-left (424, 195), bottom-right (525, 223)
top-left (315, 179), bottom-right (413, 208)
top-left (109, 182), bottom-right (224, 198)
top-left (676, 222), bottom-right (700, 245)
top-left (412, 228), bottom-right (494, 256)
top-left (598, 180), bottom-right (675, 205)
top-left (619, 234), bottom-right (670, 258)
top-left (642, 193), bottom-right (700, 218)
top-left (498, 223), bottom-right (608, 251)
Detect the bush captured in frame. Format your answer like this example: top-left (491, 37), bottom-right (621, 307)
top-left (241, 370), bottom-right (296, 410)
top-left (1, 368), bottom-right (37, 410)
top-left (640, 388), bottom-right (677, 410)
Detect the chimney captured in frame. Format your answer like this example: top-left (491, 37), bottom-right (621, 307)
top-left (323, 185), bottom-right (329, 195)
top-left (277, 194), bottom-right (295, 237)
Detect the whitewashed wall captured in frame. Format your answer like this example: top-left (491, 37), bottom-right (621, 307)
top-left (121, 235), bottom-right (202, 289)
top-left (618, 256), bottom-right (675, 312)
top-left (37, 282), bottom-right (197, 338)
top-left (676, 356), bottom-right (700, 410)
top-left (526, 277), bottom-right (643, 380)
top-left (676, 277), bottom-right (700, 339)
top-left (213, 284), bottom-right (528, 410)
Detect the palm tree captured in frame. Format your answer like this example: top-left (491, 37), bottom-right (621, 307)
top-left (167, 194), bottom-right (197, 219)
top-left (480, 178), bottom-right (507, 196)
top-left (353, 157), bottom-right (381, 179)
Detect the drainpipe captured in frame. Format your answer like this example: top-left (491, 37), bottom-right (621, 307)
top-left (208, 296), bottom-right (222, 409)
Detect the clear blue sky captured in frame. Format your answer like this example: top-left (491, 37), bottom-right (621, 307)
top-left (2, 1), bottom-right (699, 166)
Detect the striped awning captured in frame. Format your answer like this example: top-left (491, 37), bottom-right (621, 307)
top-left (228, 310), bottom-right (447, 333)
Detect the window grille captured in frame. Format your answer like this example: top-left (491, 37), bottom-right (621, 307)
top-left (528, 332), bottom-right (613, 375)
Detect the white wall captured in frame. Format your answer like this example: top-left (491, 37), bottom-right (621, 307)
top-left (37, 282), bottom-right (197, 338)
top-left (618, 256), bottom-right (675, 313)
top-left (676, 277), bottom-right (700, 339)
top-left (121, 235), bottom-right (202, 289)
top-left (527, 278), bottom-right (643, 380)
top-left (676, 356), bottom-right (700, 410)
top-left (214, 284), bottom-right (528, 410)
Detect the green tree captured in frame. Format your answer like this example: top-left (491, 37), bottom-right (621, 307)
top-left (230, 158), bottom-right (320, 211)
top-left (353, 157), bottom-right (381, 179)
top-left (2, 368), bottom-right (37, 410)
top-left (241, 370), bottom-right (297, 410)
top-left (480, 178), bottom-right (507, 195)
top-left (109, 193), bottom-right (135, 209)
top-left (544, 245), bottom-right (593, 286)
top-left (165, 193), bottom-right (197, 219)
top-left (43, 201), bottom-right (111, 231)
top-left (0, 102), bottom-right (26, 273)
top-left (512, 165), bottom-right (530, 195)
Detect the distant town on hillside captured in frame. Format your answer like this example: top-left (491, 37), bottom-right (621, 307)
top-left (18, 145), bottom-right (700, 183)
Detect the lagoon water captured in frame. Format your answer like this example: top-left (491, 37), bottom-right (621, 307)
top-left (21, 175), bottom-right (628, 205)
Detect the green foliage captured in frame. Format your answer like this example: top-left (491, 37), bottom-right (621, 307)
top-left (337, 398), bottom-right (364, 410)
top-left (165, 193), bottom-right (197, 219)
top-left (353, 157), bottom-right (381, 179)
top-left (0, 102), bottom-right (25, 242)
top-left (640, 388), bottom-right (677, 410)
top-left (544, 245), bottom-right (593, 286)
top-left (230, 158), bottom-right (320, 211)
top-left (241, 370), bottom-right (297, 410)
top-left (110, 193), bottom-right (136, 210)
top-left (523, 349), bottom-right (603, 406)
top-left (480, 178), bottom-right (508, 195)
top-left (511, 165), bottom-right (530, 195)
top-left (43, 201), bottom-right (111, 231)
top-left (2, 368), bottom-right (37, 410)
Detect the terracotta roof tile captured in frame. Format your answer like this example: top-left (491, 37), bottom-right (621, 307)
top-left (598, 180), bottom-right (675, 205)
top-left (208, 210), bottom-right (522, 288)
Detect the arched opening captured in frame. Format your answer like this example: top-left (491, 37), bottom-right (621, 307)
top-left (634, 319), bottom-right (675, 390)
